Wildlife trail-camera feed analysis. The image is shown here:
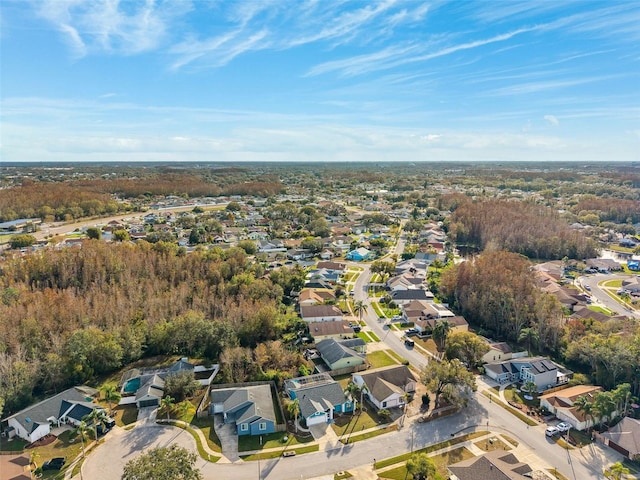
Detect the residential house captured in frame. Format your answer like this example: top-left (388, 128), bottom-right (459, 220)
top-left (298, 288), bottom-right (336, 306)
top-left (345, 247), bottom-right (374, 261)
top-left (210, 384), bottom-right (277, 436)
top-left (317, 261), bottom-right (346, 273)
top-left (3, 386), bottom-right (100, 443)
top-left (481, 341), bottom-right (515, 364)
top-left (386, 274), bottom-right (425, 291)
top-left (448, 450), bottom-right (534, 480)
top-left (304, 279), bottom-right (334, 290)
top-left (258, 239), bottom-right (286, 253)
top-left (601, 417), bottom-right (640, 460)
top-left (284, 374), bottom-right (354, 426)
top-left (337, 338), bottom-right (367, 355)
top-left (119, 358), bottom-right (218, 408)
top-left (320, 249), bottom-right (334, 260)
top-left (308, 320), bottom-right (351, 341)
top-left (484, 357), bottom-right (572, 392)
top-left (315, 338), bottom-right (366, 372)
top-left (391, 289), bottom-right (434, 306)
top-left (539, 385), bottom-right (603, 431)
top-left (400, 300), bottom-right (466, 334)
top-left (586, 258), bottom-right (622, 272)
top-left (300, 304), bottom-right (343, 323)
top-left (352, 365), bottom-right (417, 410)
top-left (307, 268), bottom-right (341, 284)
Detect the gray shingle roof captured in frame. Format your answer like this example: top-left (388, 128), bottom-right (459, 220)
top-left (4, 386), bottom-right (99, 435)
top-left (135, 374), bottom-right (165, 401)
top-left (356, 365), bottom-right (417, 402)
top-left (296, 382), bottom-right (348, 419)
top-left (316, 339), bottom-right (365, 367)
top-left (448, 451), bottom-right (533, 480)
top-left (211, 385), bottom-right (276, 424)
top-left (601, 417), bottom-right (640, 457)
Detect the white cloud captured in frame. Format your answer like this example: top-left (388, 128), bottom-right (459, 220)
top-left (544, 115), bottom-right (559, 126)
top-left (34, 0), bottom-right (190, 57)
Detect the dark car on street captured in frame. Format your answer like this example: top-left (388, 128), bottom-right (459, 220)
top-left (42, 457), bottom-right (66, 470)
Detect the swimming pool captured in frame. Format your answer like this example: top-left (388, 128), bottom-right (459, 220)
top-left (123, 377), bottom-right (140, 393)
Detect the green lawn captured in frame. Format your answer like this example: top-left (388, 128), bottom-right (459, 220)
top-left (375, 433), bottom-right (484, 469)
top-left (357, 331), bottom-right (374, 343)
top-left (341, 424), bottom-right (397, 444)
top-left (379, 447), bottom-right (474, 480)
top-left (0, 437), bottom-right (27, 452)
top-left (384, 349), bottom-right (408, 364)
top-left (111, 405), bottom-right (139, 427)
top-left (474, 437), bottom-right (511, 452)
top-left (31, 430), bottom-right (87, 479)
top-left (371, 302), bottom-right (385, 317)
top-left (190, 416), bottom-right (222, 452)
top-left (367, 350), bottom-right (399, 368)
top-left (414, 337), bottom-right (439, 356)
top-left (368, 331), bottom-right (380, 342)
top-left (237, 431), bottom-right (313, 452)
top-left (480, 391), bottom-right (537, 426)
top-left (601, 279), bottom-right (623, 288)
top-left (240, 444), bottom-right (319, 460)
top-left (332, 409), bottom-right (389, 437)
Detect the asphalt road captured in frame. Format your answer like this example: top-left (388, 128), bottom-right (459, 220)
top-left (578, 273), bottom-right (639, 319)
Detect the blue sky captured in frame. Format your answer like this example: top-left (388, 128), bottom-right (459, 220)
top-left (1, 0), bottom-right (639, 163)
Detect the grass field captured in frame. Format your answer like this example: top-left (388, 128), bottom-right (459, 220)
top-left (367, 350), bottom-right (400, 368)
top-left (379, 446), bottom-right (473, 480)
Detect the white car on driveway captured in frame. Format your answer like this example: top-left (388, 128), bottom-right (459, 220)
top-left (556, 422), bottom-right (570, 433)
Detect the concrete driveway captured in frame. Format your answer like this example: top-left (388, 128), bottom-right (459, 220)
top-left (213, 414), bottom-right (239, 462)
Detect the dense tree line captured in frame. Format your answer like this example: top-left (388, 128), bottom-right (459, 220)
top-left (448, 199), bottom-right (598, 259)
top-left (0, 174), bottom-right (284, 223)
top-left (439, 251), bottom-right (640, 396)
top-left (0, 181), bottom-right (127, 222)
top-left (0, 242), bottom-right (305, 416)
top-left (571, 197), bottom-right (640, 224)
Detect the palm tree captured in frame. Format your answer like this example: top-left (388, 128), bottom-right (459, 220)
top-left (160, 395), bottom-right (176, 421)
top-left (611, 383), bottom-right (632, 419)
top-left (518, 327), bottom-right (539, 356)
top-left (28, 450), bottom-right (40, 479)
top-left (353, 300), bottom-right (368, 322)
top-left (604, 461), bottom-right (631, 480)
top-left (344, 382), bottom-right (361, 416)
top-left (521, 381), bottom-right (537, 398)
top-left (102, 384), bottom-right (121, 414)
top-left (574, 395), bottom-right (594, 432)
top-left (288, 398), bottom-right (300, 433)
top-left (85, 408), bottom-right (109, 441)
top-left (593, 391), bottom-right (616, 428)
top-left (432, 320), bottom-right (452, 352)
top-left (73, 420), bottom-right (91, 458)
top-left (177, 400), bottom-right (192, 421)
top-left (359, 384), bottom-right (369, 414)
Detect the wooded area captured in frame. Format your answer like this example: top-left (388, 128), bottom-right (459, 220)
top-left (448, 200), bottom-right (599, 259)
top-left (0, 241), bottom-right (306, 415)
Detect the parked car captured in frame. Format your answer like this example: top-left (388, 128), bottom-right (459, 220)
top-left (545, 426), bottom-right (559, 437)
top-left (351, 325), bottom-right (361, 333)
top-left (405, 328), bottom-right (419, 337)
top-left (584, 285), bottom-right (591, 291)
top-left (556, 422), bottom-right (570, 433)
top-left (43, 457), bottom-right (66, 470)
top-left (282, 451), bottom-right (296, 457)
top-left (404, 339), bottom-right (415, 347)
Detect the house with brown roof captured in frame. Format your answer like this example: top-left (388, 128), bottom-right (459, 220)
top-left (298, 288), bottom-right (336, 306)
top-left (481, 341), bottom-right (515, 364)
top-left (539, 385), bottom-right (603, 431)
top-left (448, 450), bottom-right (534, 480)
top-left (352, 365), bottom-right (417, 410)
top-left (300, 304), bottom-right (343, 323)
top-left (308, 320), bottom-right (351, 341)
top-left (601, 417), bottom-right (640, 460)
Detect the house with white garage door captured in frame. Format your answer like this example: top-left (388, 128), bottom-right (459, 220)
top-left (285, 373), bottom-right (354, 426)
